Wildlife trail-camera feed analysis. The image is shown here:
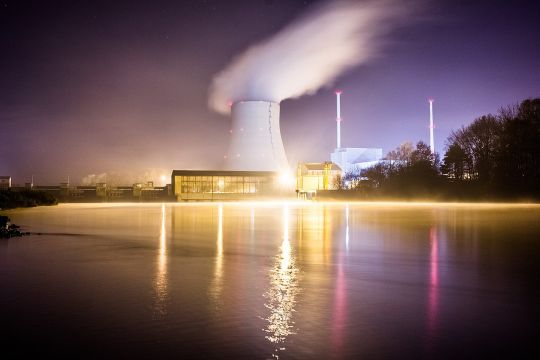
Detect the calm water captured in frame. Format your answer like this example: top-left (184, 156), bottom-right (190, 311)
top-left (1, 203), bottom-right (539, 358)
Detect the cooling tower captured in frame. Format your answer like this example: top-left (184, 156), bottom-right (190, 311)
top-left (225, 101), bottom-right (288, 172)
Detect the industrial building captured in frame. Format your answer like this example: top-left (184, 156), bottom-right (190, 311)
top-left (171, 170), bottom-right (288, 201)
top-left (5, 181), bottom-right (169, 202)
top-left (296, 162), bottom-right (342, 199)
top-left (331, 147), bottom-right (382, 174)
top-left (329, 91), bottom-right (383, 174)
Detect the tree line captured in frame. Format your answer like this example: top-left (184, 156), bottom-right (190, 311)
top-left (339, 98), bottom-right (540, 200)
top-left (0, 190), bottom-right (58, 210)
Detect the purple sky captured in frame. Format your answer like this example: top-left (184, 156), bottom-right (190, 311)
top-left (1, 0), bottom-right (539, 184)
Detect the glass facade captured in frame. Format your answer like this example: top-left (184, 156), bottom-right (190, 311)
top-left (178, 176), bottom-right (266, 194)
top-left (173, 171), bottom-right (277, 201)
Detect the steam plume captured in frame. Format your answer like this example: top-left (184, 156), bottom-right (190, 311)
top-left (209, 0), bottom-right (417, 114)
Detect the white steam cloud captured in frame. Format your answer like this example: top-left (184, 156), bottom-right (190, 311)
top-left (209, 0), bottom-right (417, 114)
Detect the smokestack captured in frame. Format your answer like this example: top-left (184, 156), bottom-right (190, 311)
top-left (225, 101), bottom-right (288, 172)
top-left (336, 91), bottom-right (342, 149)
top-left (429, 99), bottom-right (434, 154)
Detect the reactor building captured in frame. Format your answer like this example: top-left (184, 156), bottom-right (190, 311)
top-left (330, 91), bottom-right (382, 174)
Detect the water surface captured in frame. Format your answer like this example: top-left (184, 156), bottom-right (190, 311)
top-left (1, 203), bottom-right (539, 358)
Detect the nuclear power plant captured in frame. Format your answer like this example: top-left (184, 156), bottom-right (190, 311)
top-left (3, 1), bottom-right (439, 202)
top-left (171, 0), bottom-right (416, 200)
top-left (6, 92), bottom-right (434, 202)
top-left (170, 89), bottom-right (393, 201)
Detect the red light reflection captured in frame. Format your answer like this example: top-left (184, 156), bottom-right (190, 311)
top-left (426, 226), bottom-right (439, 351)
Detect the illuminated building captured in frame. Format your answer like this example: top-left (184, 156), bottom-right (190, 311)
top-left (296, 162), bottom-right (342, 198)
top-left (329, 91), bottom-right (383, 174)
top-left (171, 170), bottom-right (285, 201)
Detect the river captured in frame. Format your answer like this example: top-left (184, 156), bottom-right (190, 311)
top-left (1, 202), bottom-right (538, 358)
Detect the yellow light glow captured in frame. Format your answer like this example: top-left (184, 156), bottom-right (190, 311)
top-left (209, 204), bottom-right (224, 311)
top-left (160, 203), bottom-right (166, 257)
top-left (53, 201), bottom-right (540, 210)
top-left (153, 203), bottom-right (168, 318)
top-left (278, 171), bottom-right (295, 187)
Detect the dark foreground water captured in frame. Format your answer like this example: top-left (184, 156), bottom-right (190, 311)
top-left (1, 203), bottom-right (539, 358)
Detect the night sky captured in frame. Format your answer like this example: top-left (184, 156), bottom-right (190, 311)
top-left (1, 0), bottom-right (539, 184)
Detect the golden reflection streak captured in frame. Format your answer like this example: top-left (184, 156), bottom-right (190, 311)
top-left (345, 203), bottom-right (350, 252)
top-left (323, 205), bottom-right (332, 264)
top-left (263, 204), bottom-right (300, 359)
top-left (209, 204), bottom-right (224, 311)
top-left (249, 206), bottom-right (256, 249)
top-left (153, 203), bottom-right (168, 318)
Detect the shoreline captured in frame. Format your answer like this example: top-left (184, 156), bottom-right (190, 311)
top-left (3, 200), bottom-right (540, 212)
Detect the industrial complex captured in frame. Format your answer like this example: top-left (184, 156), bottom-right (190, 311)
top-left (2, 93), bottom-right (436, 202)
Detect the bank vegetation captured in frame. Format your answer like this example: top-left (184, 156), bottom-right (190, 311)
top-left (334, 98), bottom-right (540, 201)
top-left (0, 190), bottom-right (58, 210)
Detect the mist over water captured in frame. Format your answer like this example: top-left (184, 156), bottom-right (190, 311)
top-left (209, 0), bottom-right (417, 114)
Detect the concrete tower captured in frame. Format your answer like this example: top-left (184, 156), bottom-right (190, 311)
top-left (224, 101), bottom-right (289, 172)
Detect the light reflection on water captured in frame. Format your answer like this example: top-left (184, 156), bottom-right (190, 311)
top-left (153, 203), bottom-right (168, 318)
top-left (209, 204), bottom-right (224, 312)
top-left (1, 202), bottom-right (539, 358)
top-left (426, 226), bottom-right (439, 350)
top-left (331, 205), bottom-right (349, 358)
top-left (263, 204), bottom-right (300, 359)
